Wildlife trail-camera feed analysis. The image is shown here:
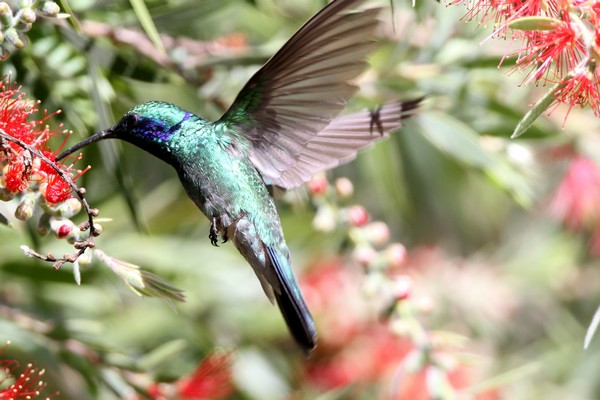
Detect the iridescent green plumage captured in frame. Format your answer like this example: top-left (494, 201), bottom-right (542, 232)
top-left (57, 0), bottom-right (421, 352)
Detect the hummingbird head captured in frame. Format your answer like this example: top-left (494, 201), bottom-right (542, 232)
top-left (56, 101), bottom-right (190, 161)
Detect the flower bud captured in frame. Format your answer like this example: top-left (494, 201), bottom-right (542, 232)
top-left (0, 46), bottom-right (9, 61)
top-left (334, 177), bottom-right (353, 198)
top-left (307, 174), bottom-right (328, 196)
top-left (363, 221), bottom-right (390, 246)
top-left (346, 205), bottom-right (369, 227)
top-left (0, 187), bottom-right (15, 201)
top-left (91, 223), bottom-right (103, 236)
top-left (52, 197), bottom-right (82, 218)
top-left (14, 192), bottom-right (37, 221)
top-left (393, 275), bottom-right (413, 301)
top-left (352, 245), bottom-right (378, 266)
top-left (312, 205), bottom-right (336, 232)
top-left (5, 29), bottom-right (26, 49)
top-left (40, 2), bottom-right (60, 17)
top-left (385, 243), bottom-right (408, 268)
top-left (19, 8), bottom-right (36, 24)
top-left (0, 3), bottom-right (13, 25)
top-left (37, 212), bottom-right (51, 236)
top-left (50, 217), bottom-right (79, 240)
top-left (19, 0), bottom-right (34, 7)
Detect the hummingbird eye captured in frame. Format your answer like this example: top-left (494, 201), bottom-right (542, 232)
top-left (122, 114), bottom-right (140, 130)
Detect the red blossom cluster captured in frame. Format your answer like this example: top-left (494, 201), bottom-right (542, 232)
top-left (0, 76), bottom-right (87, 204)
top-left (0, 342), bottom-right (53, 399)
top-left (451, 0), bottom-right (600, 121)
top-left (142, 351), bottom-right (234, 400)
top-left (300, 260), bottom-right (497, 399)
top-left (549, 154), bottom-right (600, 255)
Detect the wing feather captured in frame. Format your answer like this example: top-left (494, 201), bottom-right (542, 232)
top-left (218, 0), bottom-right (381, 183)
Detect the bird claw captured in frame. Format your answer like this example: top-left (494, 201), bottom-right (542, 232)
top-left (209, 217), bottom-right (219, 247)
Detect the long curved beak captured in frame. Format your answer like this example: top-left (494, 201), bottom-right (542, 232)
top-left (56, 128), bottom-right (116, 161)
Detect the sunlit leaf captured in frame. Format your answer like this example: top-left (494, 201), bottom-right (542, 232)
top-left (585, 303), bottom-right (600, 349)
top-left (128, 0), bottom-right (165, 54)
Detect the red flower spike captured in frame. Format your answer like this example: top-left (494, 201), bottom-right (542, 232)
top-left (553, 69), bottom-right (600, 121)
top-left (0, 342), bottom-right (53, 399)
top-left (44, 173), bottom-right (72, 204)
top-left (549, 155), bottom-right (600, 230)
top-left (0, 75), bottom-right (88, 203)
top-left (177, 351), bottom-right (234, 400)
top-left (512, 18), bottom-right (584, 84)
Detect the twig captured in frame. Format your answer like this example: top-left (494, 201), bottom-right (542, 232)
top-left (0, 128), bottom-right (99, 268)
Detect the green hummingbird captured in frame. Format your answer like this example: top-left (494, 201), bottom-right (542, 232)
top-left (57, 0), bottom-right (420, 352)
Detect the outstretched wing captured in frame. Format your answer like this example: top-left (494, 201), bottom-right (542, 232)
top-left (271, 98), bottom-right (422, 188)
top-left (218, 0), bottom-right (381, 186)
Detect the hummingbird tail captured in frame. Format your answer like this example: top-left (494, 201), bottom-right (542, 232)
top-left (266, 246), bottom-right (318, 353)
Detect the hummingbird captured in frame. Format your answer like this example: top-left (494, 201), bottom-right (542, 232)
top-left (57, 0), bottom-right (420, 353)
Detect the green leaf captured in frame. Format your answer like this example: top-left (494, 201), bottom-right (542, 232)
top-left (128, 0), bottom-right (165, 54)
top-left (416, 112), bottom-right (493, 168)
top-left (511, 81), bottom-right (564, 138)
top-left (585, 304), bottom-right (600, 349)
top-left (417, 113), bottom-right (534, 206)
top-left (508, 16), bottom-right (562, 31)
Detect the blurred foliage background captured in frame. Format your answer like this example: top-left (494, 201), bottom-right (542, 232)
top-left (2, 0), bottom-right (600, 399)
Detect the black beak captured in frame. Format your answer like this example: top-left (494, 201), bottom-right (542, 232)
top-left (56, 128), bottom-right (116, 161)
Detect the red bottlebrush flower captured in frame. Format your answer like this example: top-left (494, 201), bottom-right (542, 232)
top-left (176, 351), bottom-right (234, 400)
top-left (549, 155), bottom-right (600, 230)
top-left (0, 75), bottom-right (88, 202)
top-left (305, 326), bottom-right (413, 390)
top-left (453, 0), bottom-right (554, 37)
top-left (3, 161), bottom-right (28, 192)
top-left (553, 69), bottom-right (600, 121)
top-left (44, 173), bottom-right (72, 204)
top-left (0, 342), bottom-right (53, 399)
top-left (512, 18), bottom-right (584, 83)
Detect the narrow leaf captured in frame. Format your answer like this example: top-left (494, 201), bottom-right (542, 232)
top-left (584, 304), bottom-right (600, 349)
top-left (511, 82), bottom-right (564, 138)
top-left (508, 16), bottom-right (562, 31)
top-left (128, 0), bottom-right (165, 54)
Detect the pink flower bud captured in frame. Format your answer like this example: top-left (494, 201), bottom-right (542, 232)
top-left (57, 223), bottom-right (72, 238)
top-left (347, 205), bottom-right (369, 227)
top-left (307, 174), bottom-right (328, 195)
top-left (364, 221), bottom-right (390, 246)
top-left (386, 243), bottom-right (408, 268)
top-left (334, 177), bottom-right (354, 198)
top-left (393, 275), bottom-right (412, 301)
top-left (352, 245), bottom-right (378, 266)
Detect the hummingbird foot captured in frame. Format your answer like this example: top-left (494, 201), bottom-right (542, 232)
top-left (221, 230), bottom-right (228, 244)
top-left (209, 217), bottom-right (220, 247)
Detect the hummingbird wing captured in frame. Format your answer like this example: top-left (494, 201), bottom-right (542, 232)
top-left (218, 0), bottom-right (381, 188)
top-left (272, 99), bottom-right (421, 187)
